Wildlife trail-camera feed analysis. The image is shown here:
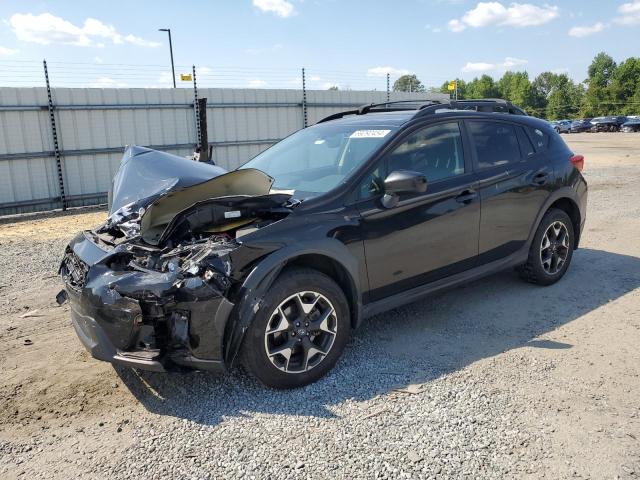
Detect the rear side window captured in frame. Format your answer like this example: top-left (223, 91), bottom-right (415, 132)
top-left (468, 121), bottom-right (521, 169)
top-left (529, 127), bottom-right (549, 150)
top-left (516, 127), bottom-right (535, 157)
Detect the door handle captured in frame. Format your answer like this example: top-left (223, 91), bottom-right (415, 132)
top-left (455, 189), bottom-right (478, 204)
top-left (532, 172), bottom-right (549, 186)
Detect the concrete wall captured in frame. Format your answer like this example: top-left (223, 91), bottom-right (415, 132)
top-left (0, 87), bottom-right (448, 215)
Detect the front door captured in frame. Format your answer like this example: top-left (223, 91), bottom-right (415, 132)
top-left (354, 121), bottom-right (481, 303)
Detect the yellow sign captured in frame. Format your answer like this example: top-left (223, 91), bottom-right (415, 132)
top-left (180, 74), bottom-right (192, 81)
top-left (447, 81), bottom-right (456, 91)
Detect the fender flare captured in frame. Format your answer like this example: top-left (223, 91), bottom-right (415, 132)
top-left (223, 238), bottom-right (362, 365)
top-left (525, 186), bottom-right (583, 250)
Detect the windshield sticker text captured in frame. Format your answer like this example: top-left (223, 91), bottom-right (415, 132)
top-left (349, 129), bottom-right (391, 139)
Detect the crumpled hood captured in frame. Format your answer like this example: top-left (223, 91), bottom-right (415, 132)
top-left (103, 146), bottom-right (279, 243)
top-left (109, 146), bottom-right (230, 214)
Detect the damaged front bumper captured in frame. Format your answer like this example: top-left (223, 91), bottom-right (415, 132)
top-left (58, 232), bottom-right (234, 372)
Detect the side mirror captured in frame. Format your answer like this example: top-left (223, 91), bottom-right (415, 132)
top-left (381, 170), bottom-right (427, 208)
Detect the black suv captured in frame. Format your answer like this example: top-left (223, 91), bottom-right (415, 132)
top-left (591, 116), bottom-right (628, 132)
top-left (58, 99), bottom-right (588, 389)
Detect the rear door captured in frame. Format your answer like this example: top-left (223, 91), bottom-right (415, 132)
top-left (354, 121), bottom-right (481, 302)
top-left (467, 120), bottom-right (553, 264)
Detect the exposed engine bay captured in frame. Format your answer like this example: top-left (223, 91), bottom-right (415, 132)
top-left (97, 146), bottom-right (295, 245)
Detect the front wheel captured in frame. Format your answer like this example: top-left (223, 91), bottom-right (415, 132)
top-left (241, 267), bottom-right (350, 389)
top-left (518, 209), bottom-right (574, 286)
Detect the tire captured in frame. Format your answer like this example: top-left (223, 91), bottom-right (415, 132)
top-left (518, 208), bottom-right (575, 286)
top-left (241, 267), bottom-right (350, 389)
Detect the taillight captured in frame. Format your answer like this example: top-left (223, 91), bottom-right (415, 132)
top-left (570, 155), bottom-right (584, 172)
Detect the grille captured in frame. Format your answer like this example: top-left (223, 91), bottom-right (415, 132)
top-left (60, 250), bottom-right (88, 291)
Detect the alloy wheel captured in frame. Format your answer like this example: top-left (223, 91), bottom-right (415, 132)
top-left (264, 291), bottom-right (338, 373)
top-left (539, 221), bottom-right (570, 275)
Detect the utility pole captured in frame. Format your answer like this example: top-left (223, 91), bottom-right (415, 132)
top-left (158, 28), bottom-right (176, 88)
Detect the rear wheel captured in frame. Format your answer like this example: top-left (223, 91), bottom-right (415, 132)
top-left (241, 268), bottom-right (350, 389)
top-left (518, 209), bottom-right (574, 286)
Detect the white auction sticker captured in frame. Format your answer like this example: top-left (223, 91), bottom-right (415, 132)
top-left (349, 129), bottom-right (391, 138)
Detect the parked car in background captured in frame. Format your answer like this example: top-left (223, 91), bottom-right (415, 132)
top-left (621, 118), bottom-right (640, 132)
top-left (58, 99), bottom-right (588, 389)
top-left (590, 116), bottom-right (628, 132)
top-left (570, 119), bottom-right (593, 133)
top-left (551, 120), bottom-right (572, 133)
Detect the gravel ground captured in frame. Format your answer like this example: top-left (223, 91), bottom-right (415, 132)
top-left (1, 133), bottom-right (639, 479)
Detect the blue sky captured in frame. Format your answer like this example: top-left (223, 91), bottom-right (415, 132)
top-left (0, 0), bottom-right (638, 89)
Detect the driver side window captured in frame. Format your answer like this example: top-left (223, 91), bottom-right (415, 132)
top-left (386, 122), bottom-right (465, 183)
top-left (356, 122), bottom-right (465, 201)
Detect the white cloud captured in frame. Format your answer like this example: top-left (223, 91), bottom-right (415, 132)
top-left (462, 57), bottom-right (528, 72)
top-left (448, 19), bottom-right (466, 32)
top-left (0, 46), bottom-right (18, 56)
top-left (253, 0), bottom-right (296, 18)
top-left (83, 17), bottom-right (121, 43)
top-left (448, 2), bottom-right (559, 32)
top-left (123, 34), bottom-right (161, 47)
top-left (462, 62), bottom-right (496, 73)
top-left (366, 66), bottom-right (411, 77)
top-left (568, 22), bottom-right (606, 37)
top-left (9, 13), bottom-right (160, 47)
top-left (615, 0), bottom-right (640, 25)
top-left (247, 79), bottom-right (267, 88)
top-left (502, 57), bottom-right (528, 68)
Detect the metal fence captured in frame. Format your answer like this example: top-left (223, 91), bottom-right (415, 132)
top-left (0, 84), bottom-right (447, 215)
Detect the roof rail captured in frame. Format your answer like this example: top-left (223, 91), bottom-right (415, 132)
top-left (316, 98), bottom-right (527, 124)
top-left (316, 99), bottom-right (446, 124)
top-left (414, 99), bottom-right (528, 118)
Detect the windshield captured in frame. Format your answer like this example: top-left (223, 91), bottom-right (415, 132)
top-left (239, 123), bottom-right (398, 198)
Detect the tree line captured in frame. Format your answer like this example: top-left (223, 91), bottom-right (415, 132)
top-left (392, 53), bottom-right (640, 120)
